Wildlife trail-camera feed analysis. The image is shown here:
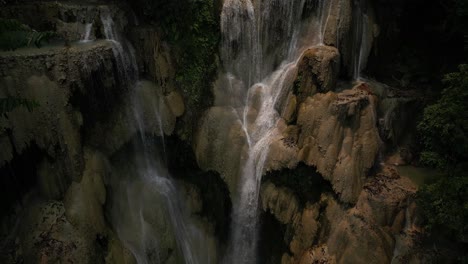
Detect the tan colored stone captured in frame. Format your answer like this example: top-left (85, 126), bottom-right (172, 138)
top-left (296, 46), bottom-right (340, 104)
top-left (297, 88), bottom-right (381, 203)
top-left (195, 106), bottom-right (248, 194)
top-left (282, 92), bottom-right (297, 123)
top-left (165, 91), bottom-right (185, 117)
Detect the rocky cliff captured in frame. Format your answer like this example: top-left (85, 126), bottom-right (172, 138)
top-left (0, 0), bottom-right (437, 263)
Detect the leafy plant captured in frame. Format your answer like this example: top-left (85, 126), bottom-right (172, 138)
top-left (417, 64), bottom-right (468, 170)
top-left (0, 18), bottom-right (56, 51)
top-left (130, 0), bottom-right (220, 140)
top-left (0, 97), bottom-right (40, 118)
top-left (417, 64), bottom-right (468, 245)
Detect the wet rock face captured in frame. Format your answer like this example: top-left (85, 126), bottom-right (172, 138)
top-left (0, 1), bottom-right (129, 42)
top-left (129, 27), bottom-right (177, 94)
top-left (0, 41), bottom-right (118, 198)
top-left (196, 48), bottom-right (379, 205)
top-left (195, 106), bottom-right (248, 195)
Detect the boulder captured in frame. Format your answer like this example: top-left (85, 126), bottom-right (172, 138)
top-left (295, 46), bottom-right (341, 104)
top-left (0, 41), bottom-right (117, 198)
top-left (195, 106), bottom-right (248, 195)
top-left (296, 87), bottom-right (381, 203)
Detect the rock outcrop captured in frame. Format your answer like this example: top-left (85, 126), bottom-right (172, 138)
top-left (296, 86), bottom-right (381, 203)
top-left (261, 166), bottom-right (420, 264)
top-left (0, 149), bottom-right (135, 264)
top-left (0, 3), bottom-right (188, 263)
top-left (0, 1), bottom-right (129, 42)
top-left (0, 40), bottom-right (116, 198)
top-left (322, 0), bottom-right (379, 78)
top-left (195, 106), bottom-right (248, 194)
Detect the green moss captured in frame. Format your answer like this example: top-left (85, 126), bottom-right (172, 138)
top-left (129, 0), bottom-right (220, 141)
top-left (293, 71), bottom-right (303, 95)
top-left (130, 0), bottom-right (220, 108)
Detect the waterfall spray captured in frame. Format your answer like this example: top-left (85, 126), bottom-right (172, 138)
top-left (100, 10), bottom-right (212, 264)
top-left (219, 1), bottom-right (334, 263)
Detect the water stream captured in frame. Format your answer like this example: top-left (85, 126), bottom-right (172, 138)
top-left (100, 1), bottom-right (372, 262)
top-left (351, 0), bottom-right (372, 80)
top-left (80, 23), bottom-right (93, 42)
top-left (219, 1), bottom-right (332, 262)
top-left (100, 12), bottom-right (211, 264)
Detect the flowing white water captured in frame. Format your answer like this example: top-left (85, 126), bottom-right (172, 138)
top-left (351, 0), bottom-right (372, 80)
top-left (100, 12), bottom-right (211, 264)
top-left (101, 11), bottom-right (138, 86)
top-left (318, 1), bottom-right (332, 45)
top-left (80, 23), bottom-right (93, 42)
top-left (220, 1), bottom-right (331, 263)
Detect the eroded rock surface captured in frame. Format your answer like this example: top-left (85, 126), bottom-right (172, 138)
top-left (262, 166), bottom-right (420, 264)
top-left (0, 41), bottom-right (116, 198)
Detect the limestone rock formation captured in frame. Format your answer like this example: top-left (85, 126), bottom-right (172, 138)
top-left (263, 83), bottom-right (381, 204)
top-left (262, 166), bottom-right (420, 264)
top-left (296, 87), bottom-right (381, 203)
top-left (0, 1), bottom-right (129, 42)
top-left (130, 27), bottom-right (177, 94)
top-left (0, 40), bottom-right (117, 198)
top-left (0, 149), bottom-right (135, 264)
top-left (322, 0), bottom-right (379, 78)
top-left (195, 106), bottom-right (248, 194)
top-left (295, 46), bottom-right (341, 104)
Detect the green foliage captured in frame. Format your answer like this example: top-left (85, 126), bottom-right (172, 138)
top-left (164, 0), bottom-right (219, 108)
top-left (417, 64), bottom-right (468, 170)
top-left (129, 0), bottom-right (220, 108)
top-left (417, 175), bottom-right (468, 242)
top-left (0, 18), bottom-right (56, 51)
top-left (417, 64), bottom-right (468, 244)
top-left (0, 97), bottom-right (40, 118)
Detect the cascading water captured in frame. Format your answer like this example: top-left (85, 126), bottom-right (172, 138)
top-left (80, 23), bottom-right (93, 42)
top-left (351, 0), bottom-right (372, 80)
top-left (219, 1), bottom-right (333, 263)
top-left (318, 1), bottom-right (333, 45)
top-left (100, 12), bottom-right (212, 264)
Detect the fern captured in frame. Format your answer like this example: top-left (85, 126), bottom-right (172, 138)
top-left (0, 18), bottom-right (56, 51)
top-left (0, 97), bottom-right (40, 118)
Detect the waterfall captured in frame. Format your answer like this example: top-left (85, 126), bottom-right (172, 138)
top-left (220, 1), bottom-right (332, 263)
top-left (351, 0), bottom-right (372, 80)
top-left (100, 11), bottom-right (211, 264)
top-left (318, 1), bottom-right (332, 45)
top-left (80, 23), bottom-right (93, 42)
top-left (101, 11), bottom-right (138, 86)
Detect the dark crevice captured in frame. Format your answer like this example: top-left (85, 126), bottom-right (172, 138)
top-left (258, 211), bottom-right (289, 264)
top-left (262, 162), bottom-right (333, 207)
top-left (165, 135), bottom-right (232, 244)
top-left (0, 141), bottom-right (43, 219)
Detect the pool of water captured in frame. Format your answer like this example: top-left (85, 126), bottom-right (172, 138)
top-left (397, 166), bottom-right (442, 187)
